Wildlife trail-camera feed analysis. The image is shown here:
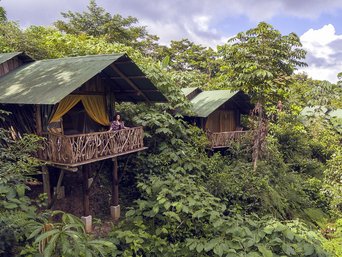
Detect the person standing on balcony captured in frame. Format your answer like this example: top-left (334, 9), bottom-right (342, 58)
top-left (277, 100), bottom-right (283, 112)
top-left (109, 113), bottom-right (126, 131)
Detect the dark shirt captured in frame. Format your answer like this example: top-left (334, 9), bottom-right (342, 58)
top-left (110, 120), bottom-right (125, 131)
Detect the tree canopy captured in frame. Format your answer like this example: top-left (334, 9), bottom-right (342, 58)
top-left (0, 3), bottom-right (341, 256)
top-left (220, 22), bottom-right (307, 109)
top-left (0, 1), bottom-right (6, 22)
top-left (54, 0), bottom-right (159, 53)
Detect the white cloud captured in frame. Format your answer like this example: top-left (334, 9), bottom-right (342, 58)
top-left (299, 24), bottom-right (342, 83)
top-left (140, 19), bottom-right (182, 45)
top-left (193, 15), bottom-right (211, 32)
top-left (140, 14), bottom-right (222, 47)
top-left (3, 0), bottom-right (342, 48)
top-left (2, 0), bottom-right (342, 82)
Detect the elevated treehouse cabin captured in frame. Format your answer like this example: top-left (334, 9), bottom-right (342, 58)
top-left (182, 87), bottom-right (252, 148)
top-left (0, 52), bottom-right (167, 225)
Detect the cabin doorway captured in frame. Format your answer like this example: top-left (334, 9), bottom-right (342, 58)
top-left (62, 101), bottom-right (103, 135)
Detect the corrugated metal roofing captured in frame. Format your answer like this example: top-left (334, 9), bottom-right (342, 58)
top-left (0, 52), bottom-right (33, 65)
top-left (300, 106), bottom-right (327, 116)
top-left (184, 90), bottom-right (239, 117)
top-left (300, 106), bottom-right (341, 118)
top-left (300, 106), bottom-right (342, 126)
top-left (181, 87), bottom-right (200, 97)
top-left (329, 109), bottom-right (342, 119)
top-left (0, 53), bottom-right (167, 104)
top-left (329, 109), bottom-right (342, 133)
top-left (0, 52), bottom-right (22, 64)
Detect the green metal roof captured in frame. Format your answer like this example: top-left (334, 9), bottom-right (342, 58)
top-left (0, 52), bottom-right (21, 64)
top-left (329, 109), bottom-right (342, 119)
top-left (0, 52), bottom-right (33, 65)
top-left (300, 106), bottom-right (342, 132)
top-left (300, 106), bottom-right (342, 119)
top-left (300, 106), bottom-right (327, 116)
top-left (329, 109), bottom-right (342, 133)
top-left (185, 90), bottom-right (239, 117)
top-left (0, 53), bottom-right (167, 104)
top-left (181, 87), bottom-right (200, 97)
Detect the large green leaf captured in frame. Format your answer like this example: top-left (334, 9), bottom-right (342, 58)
top-left (258, 245), bottom-right (273, 257)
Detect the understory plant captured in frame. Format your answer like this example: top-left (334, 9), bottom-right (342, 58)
top-left (0, 115), bottom-right (42, 256)
top-left (25, 211), bottom-right (114, 257)
top-left (109, 171), bottom-right (330, 256)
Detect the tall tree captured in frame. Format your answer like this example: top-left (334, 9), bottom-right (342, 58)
top-left (54, 0), bottom-right (158, 52)
top-left (159, 39), bottom-right (220, 79)
top-left (220, 22), bottom-right (307, 109)
top-left (338, 72), bottom-right (342, 87)
top-left (0, 1), bottom-right (6, 22)
top-left (220, 22), bottom-right (307, 170)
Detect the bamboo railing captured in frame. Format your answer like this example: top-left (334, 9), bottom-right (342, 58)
top-left (207, 130), bottom-right (252, 148)
top-left (38, 127), bottom-right (144, 166)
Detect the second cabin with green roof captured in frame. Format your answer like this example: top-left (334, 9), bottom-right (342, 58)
top-left (181, 87), bottom-right (252, 148)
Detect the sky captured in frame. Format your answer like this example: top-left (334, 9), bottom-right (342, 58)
top-left (2, 0), bottom-right (342, 83)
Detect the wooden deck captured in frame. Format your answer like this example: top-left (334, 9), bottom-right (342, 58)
top-left (207, 130), bottom-right (252, 149)
top-left (38, 127), bottom-right (145, 167)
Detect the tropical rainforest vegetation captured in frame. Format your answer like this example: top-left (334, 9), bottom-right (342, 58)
top-left (0, 1), bottom-right (341, 256)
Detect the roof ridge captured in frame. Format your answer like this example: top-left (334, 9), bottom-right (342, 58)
top-left (37, 53), bottom-right (126, 62)
top-left (198, 89), bottom-right (238, 93)
top-left (0, 51), bottom-right (23, 55)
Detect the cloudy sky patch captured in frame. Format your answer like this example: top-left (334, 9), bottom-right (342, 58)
top-left (300, 24), bottom-right (342, 82)
top-left (2, 0), bottom-right (342, 82)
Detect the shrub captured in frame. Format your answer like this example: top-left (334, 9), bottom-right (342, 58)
top-left (109, 171), bottom-right (330, 256)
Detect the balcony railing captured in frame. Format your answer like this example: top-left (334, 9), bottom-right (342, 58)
top-left (38, 127), bottom-right (145, 166)
top-left (207, 130), bottom-right (252, 148)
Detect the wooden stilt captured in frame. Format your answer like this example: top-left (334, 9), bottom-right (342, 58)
top-left (55, 169), bottom-right (65, 197)
top-left (35, 105), bottom-right (42, 135)
top-left (48, 169), bottom-right (65, 209)
top-left (112, 158), bottom-right (119, 206)
top-left (111, 157), bottom-right (120, 220)
top-left (42, 166), bottom-right (51, 205)
top-left (82, 165), bottom-right (90, 216)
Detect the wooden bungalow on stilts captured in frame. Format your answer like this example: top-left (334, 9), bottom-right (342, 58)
top-left (0, 52), bottom-right (167, 232)
top-left (181, 87), bottom-right (252, 149)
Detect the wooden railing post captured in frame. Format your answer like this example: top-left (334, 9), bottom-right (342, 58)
top-left (40, 127), bottom-right (145, 165)
top-left (208, 130), bottom-right (252, 148)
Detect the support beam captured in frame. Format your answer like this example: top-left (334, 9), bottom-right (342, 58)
top-left (109, 91), bottom-right (115, 121)
top-left (48, 169), bottom-right (65, 209)
top-left (110, 64), bottom-right (150, 103)
top-left (35, 105), bottom-right (42, 135)
top-left (42, 166), bottom-right (51, 205)
top-left (110, 205), bottom-right (120, 221)
top-left (112, 158), bottom-right (119, 206)
top-left (88, 161), bottom-right (104, 192)
top-left (110, 90), bottom-right (161, 93)
top-left (70, 92), bottom-right (105, 96)
top-left (101, 71), bottom-right (134, 104)
top-left (82, 165), bottom-right (90, 216)
top-left (107, 75), bottom-right (146, 80)
top-left (111, 157), bottom-right (120, 221)
top-left (81, 215), bottom-right (92, 233)
top-left (113, 60), bottom-right (133, 64)
top-left (47, 164), bottom-right (78, 172)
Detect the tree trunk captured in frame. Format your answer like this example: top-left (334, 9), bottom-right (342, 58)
top-left (252, 101), bottom-right (264, 172)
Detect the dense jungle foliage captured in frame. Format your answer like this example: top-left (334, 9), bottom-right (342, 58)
top-left (0, 1), bottom-right (341, 256)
